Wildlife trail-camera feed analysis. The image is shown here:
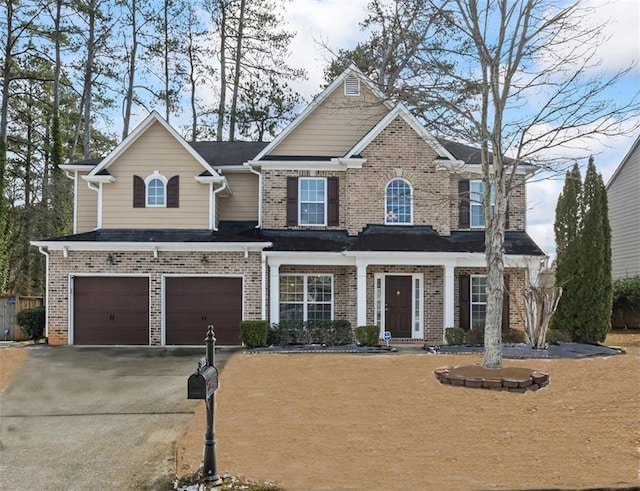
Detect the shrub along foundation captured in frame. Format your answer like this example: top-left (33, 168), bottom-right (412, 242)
top-left (434, 365), bottom-right (549, 392)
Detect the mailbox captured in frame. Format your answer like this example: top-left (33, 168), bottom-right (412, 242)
top-left (187, 365), bottom-right (219, 400)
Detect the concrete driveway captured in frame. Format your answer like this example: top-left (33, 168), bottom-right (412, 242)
top-left (0, 345), bottom-right (238, 490)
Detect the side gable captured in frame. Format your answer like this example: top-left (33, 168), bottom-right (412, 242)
top-left (88, 111), bottom-right (222, 181)
top-left (256, 66), bottom-right (393, 159)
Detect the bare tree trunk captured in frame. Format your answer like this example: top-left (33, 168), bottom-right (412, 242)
top-left (82, 0), bottom-right (96, 159)
top-left (122, 0), bottom-right (138, 139)
top-left (228, 0), bottom-right (245, 142)
top-left (163, 0), bottom-right (170, 122)
top-left (186, 9), bottom-right (197, 140)
top-left (216, 1), bottom-right (227, 141)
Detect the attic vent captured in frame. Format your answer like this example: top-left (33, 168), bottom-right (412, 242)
top-left (344, 76), bottom-right (360, 96)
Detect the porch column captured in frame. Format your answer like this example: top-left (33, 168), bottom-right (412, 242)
top-left (443, 263), bottom-right (455, 340)
top-left (269, 260), bottom-right (281, 325)
top-left (356, 260), bottom-right (367, 327)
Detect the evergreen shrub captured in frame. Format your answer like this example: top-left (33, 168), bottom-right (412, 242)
top-left (16, 307), bottom-right (46, 342)
top-left (268, 320), bottom-right (353, 346)
top-left (239, 320), bottom-right (269, 348)
top-left (503, 328), bottom-right (527, 344)
top-left (355, 325), bottom-right (380, 347)
top-left (444, 327), bottom-right (465, 345)
top-left (464, 327), bottom-right (484, 346)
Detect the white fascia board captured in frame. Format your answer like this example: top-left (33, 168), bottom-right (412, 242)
top-left (195, 175), bottom-right (226, 184)
top-left (30, 240), bottom-right (272, 253)
top-left (347, 104), bottom-right (456, 160)
top-left (61, 164), bottom-right (95, 172)
top-left (246, 158), bottom-right (365, 172)
top-left (88, 111), bottom-right (222, 179)
top-left (82, 174), bottom-right (117, 183)
top-left (435, 162), bottom-right (536, 175)
top-left (254, 65), bottom-right (392, 161)
top-left (265, 251), bottom-right (355, 267)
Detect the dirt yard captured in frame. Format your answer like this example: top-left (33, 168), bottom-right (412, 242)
top-left (177, 333), bottom-right (640, 490)
top-left (2, 335), bottom-right (638, 490)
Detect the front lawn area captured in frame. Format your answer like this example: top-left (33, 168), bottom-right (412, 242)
top-left (178, 332), bottom-right (639, 490)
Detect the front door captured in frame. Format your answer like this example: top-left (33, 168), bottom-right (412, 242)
top-left (385, 276), bottom-right (412, 338)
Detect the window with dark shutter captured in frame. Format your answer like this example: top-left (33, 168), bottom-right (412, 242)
top-left (458, 179), bottom-right (470, 228)
top-left (286, 176), bottom-right (298, 226)
top-left (167, 175), bottom-right (179, 208)
top-left (133, 175), bottom-right (145, 207)
top-left (459, 274), bottom-right (470, 329)
top-left (327, 177), bottom-right (339, 226)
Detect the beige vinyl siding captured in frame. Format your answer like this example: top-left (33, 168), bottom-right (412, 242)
top-left (269, 84), bottom-right (388, 157)
top-left (76, 171), bottom-right (98, 232)
top-left (608, 145), bottom-right (640, 278)
top-left (101, 121), bottom-right (210, 229)
top-left (218, 173), bottom-right (258, 221)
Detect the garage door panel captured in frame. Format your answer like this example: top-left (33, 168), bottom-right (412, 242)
top-left (165, 277), bottom-right (242, 345)
top-left (74, 277), bottom-right (149, 345)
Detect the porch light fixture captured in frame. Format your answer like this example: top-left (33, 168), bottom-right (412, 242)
top-left (106, 253), bottom-right (117, 265)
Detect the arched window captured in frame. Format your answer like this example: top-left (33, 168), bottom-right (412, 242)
top-left (385, 178), bottom-right (413, 224)
top-left (145, 173), bottom-right (167, 207)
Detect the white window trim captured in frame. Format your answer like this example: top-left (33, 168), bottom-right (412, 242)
top-left (384, 178), bottom-right (414, 225)
top-left (469, 180), bottom-right (495, 228)
top-left (279, 273), bottom-right (334, 322)
top-left (470, 274), bottom-right (487, 330)
top-left (374, 273), bottom-right (423, 340)
top-left (145, 172), bottom-right (168, 207)
top-left (298, 177), bottom-right (327, 226)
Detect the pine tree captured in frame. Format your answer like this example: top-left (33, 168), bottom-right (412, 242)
top-left (552, 158), bottom-right (612, 343)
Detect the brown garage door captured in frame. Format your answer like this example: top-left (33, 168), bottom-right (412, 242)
top-left (165, 277), bottom-right (242, 345)
top-left (73, 276), bottom-right (149, 345)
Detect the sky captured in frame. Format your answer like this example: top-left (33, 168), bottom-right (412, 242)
top-left (278, 0), bottom-right (640, 256)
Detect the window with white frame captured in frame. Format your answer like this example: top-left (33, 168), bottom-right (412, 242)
top-left (385, 178), bottom-right (413, 224)
top-left (470, 180), bottom-right (495, 228)
top-left (145, 173), bottom-right (167, 207)
top-left (299, 177), bottom-right (326, 225)
top-left (471, 275), bottom-right (487, 329)
top-left (279, 274), bottom-right (333, 322)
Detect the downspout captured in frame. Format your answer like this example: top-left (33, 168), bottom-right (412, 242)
top-left (65, 171), bottom-right (78, 233)
top-left (37, 246), bottom-right (49, 342)
top-left (248, 165), bottom-right (262, 228)
top-left (87, 181), bottom-right (100, 229)
top-left (211, 179), bottom-right (228, 231)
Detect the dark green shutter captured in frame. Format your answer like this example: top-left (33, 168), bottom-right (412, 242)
top-left (459, 274), bottom-right (470, 329)
top-left (286, 177), bottom-right (298, 226)
top-left (458, 179), bottom-right (470, 228)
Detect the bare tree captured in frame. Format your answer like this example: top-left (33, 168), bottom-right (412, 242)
top-left (432, 0), bottom-right (639, 368)
top-left (523, 260), bottom-right (562, 348)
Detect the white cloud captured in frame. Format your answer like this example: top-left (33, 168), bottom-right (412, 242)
top-left (283, 0), bottom-right (370, 101)
top-left (586, 0), bottom-right (640, 72)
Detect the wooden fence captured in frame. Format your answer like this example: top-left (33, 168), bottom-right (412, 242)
top-left (0, 296), bottom-right (45, 341)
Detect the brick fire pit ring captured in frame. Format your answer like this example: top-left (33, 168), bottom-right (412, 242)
top-left (435, 365), bottom-right (549, 392)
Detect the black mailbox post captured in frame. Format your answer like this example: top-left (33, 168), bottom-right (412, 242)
top-left (187, 326), bottom-right (220, 483)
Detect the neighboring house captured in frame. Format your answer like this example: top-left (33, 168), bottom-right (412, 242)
top-left (607, 134), bottom-right (640, 279)
top-left (32, 66), bottom-right (545, 346)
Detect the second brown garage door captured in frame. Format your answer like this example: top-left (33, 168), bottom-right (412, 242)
top-left (165, 276), bottom-right (243, 345)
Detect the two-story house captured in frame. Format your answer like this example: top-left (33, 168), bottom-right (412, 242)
top-left (32, 66), bottom-right (545, 346)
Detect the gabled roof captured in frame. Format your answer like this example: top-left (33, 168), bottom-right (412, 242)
top-left (253, 64), bottom-right (394, 161)
top-left (87, 111), bottom-right (222, 179)
top-left (346, 103), bottom-right (457, 160)
top-left (607, 133), bottom-right (640, 189)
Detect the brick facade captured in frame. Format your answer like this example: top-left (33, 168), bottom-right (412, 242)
top-left (46, 250), bottom-right (263, 345)
top-left (261, 117), bottom-right (527, 235)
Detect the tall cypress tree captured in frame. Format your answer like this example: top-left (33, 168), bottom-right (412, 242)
top-left (553, 158), bottom-right (612, 343)
top-left (573, 157), bottom-right (612, 343)
top-left (552, 164), bottom-right (583, 335)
